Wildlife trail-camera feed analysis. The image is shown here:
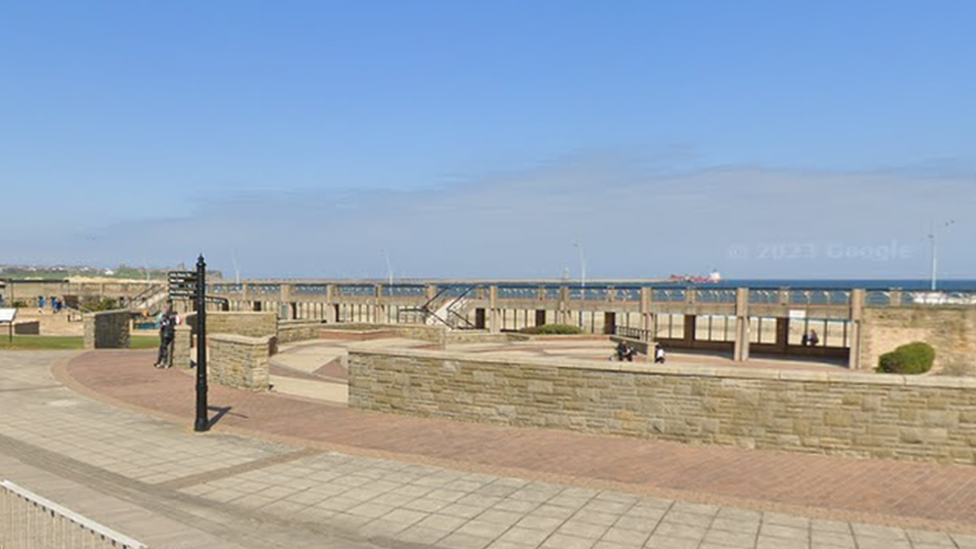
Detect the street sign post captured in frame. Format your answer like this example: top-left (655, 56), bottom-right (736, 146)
top-left (170, 262), bottom-right (209, 432)
top-left (193, 256), bottom-right (209, 433)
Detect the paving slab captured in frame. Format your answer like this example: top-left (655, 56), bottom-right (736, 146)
top-left (1, 348), bottom-right (975, 549)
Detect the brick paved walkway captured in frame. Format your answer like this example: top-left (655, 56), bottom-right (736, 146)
top-left (58, 350), bottom-right (976, 535)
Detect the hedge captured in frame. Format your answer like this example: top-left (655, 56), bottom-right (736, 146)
top-left (519, 324), bottom-right (584, 335)
top-left (878, 342), bottom-right (935, 375)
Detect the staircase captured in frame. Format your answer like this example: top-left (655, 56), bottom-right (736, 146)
top-left (128, 284), bottom-right (168, 312)
top-left (425, 296), bottom-right (473, 329)
top-left (399, 285), bottom-right (478, 329)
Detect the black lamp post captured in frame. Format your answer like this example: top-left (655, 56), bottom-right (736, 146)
top-left (194, 254), bottom-right (209, 432)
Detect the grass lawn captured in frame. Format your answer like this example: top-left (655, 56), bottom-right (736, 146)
top-left (0, 335), bottom-right (160, 350)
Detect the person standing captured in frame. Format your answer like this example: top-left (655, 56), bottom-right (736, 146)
top-left (808, 330), bottom-right (819, 347)
top-left (154, 300), bottom-right (180, 368)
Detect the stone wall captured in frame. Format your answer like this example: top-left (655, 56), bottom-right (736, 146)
top-left (320, 328), bottom-right (397, 341)
top-left (349, 348), bottom-right (976, 464)
top-left (209, 334), bottom-right (272, 390)
top-left (331, 323), bottom-right (512, 345)
top-left (278, 319), bottom-right (327, 344)
top-left (861, 307), bottom-right (976, 376)
top-left (202, 312), bottom-right (278, 338)
top-left (82, 310), bottom-right (131, 349)
top-left (172, 325), bottom-right (193, 369)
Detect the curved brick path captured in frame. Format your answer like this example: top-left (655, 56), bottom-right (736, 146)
top-left (59, 349), bottom-right (976, 534)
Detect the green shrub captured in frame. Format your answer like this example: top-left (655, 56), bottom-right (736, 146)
top-left (78, 297), bottom-right (120, 312)
top-left (878, 342), bottom-right (935, 374)
top-left (519, 324), bottom-right (584, 335)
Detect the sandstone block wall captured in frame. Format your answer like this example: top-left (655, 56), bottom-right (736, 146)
top-left (82, 310), bottom-right (131, 349)
top-left (209, 334), bottom-right (271, 390)
top-left (349, 348), bottom-right (976, 464)
top-left (861, 307), bottom-right (976, 376)
top-left (172, 325), bottom-right (193, 369)
top-left (204, 312), bottom-right (277, 338)
top-left (329, 323), bottom-right (511, 345)
top-left (278, 319), bottom-right (327, 344)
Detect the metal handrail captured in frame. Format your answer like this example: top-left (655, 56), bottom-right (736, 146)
top-left (0, 480), bottom-right (146, 549)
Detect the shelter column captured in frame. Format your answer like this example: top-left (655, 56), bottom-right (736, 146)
top-left (488, 285), bottom-right (500, 334)
top-left (374, 284), bottom-right (387, 324)
top-left (733, 287), bottom-right (750, 362)
top-left (848, 288), bottom-right (864, 370)
top-left (280, 284), bottom-right (294, 320)
top-left (325, 284), bottom-right (337, 323)
top-left (558, 286), bottom-right (570, 325)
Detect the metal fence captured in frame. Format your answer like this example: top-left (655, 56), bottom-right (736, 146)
top-left (0, 480), bottom-right (146, 549)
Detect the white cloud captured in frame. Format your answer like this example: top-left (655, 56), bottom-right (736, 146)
top-left (5, 157), bottom-right (974, 280)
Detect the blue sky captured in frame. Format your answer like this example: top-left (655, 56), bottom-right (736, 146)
top-left (1, 1), bottom-right (973, 280)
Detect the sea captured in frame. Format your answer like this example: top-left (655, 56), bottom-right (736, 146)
top-left (479, 279), bottom-right (976, 291)
top-left (688, 279), bottom-right (976, 291)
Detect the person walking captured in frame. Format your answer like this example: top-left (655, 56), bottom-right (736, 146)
top-left (154, 300), bottom-right (180, 368)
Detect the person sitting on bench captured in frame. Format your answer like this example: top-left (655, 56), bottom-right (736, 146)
top-left (654, 342), bottom-right (666, 364)
top-left (615, 340), bottom-right (636, 362)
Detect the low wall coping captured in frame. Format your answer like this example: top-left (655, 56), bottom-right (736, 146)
top-left (210, 333), bottom-right (273, 345)
top-left (348, 346), bottom-right (976, 389)
top-left (83, 308), bottom-right (131, 318)
top-left (322, 328), bottom-right (394, 335)
top-left (279, 319), bottom-right (326, 326)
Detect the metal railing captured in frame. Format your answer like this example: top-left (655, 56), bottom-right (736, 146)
top-left (497, 286), bottom-right (538, 300)
top-left (383, 284), bottom-right (426, 297)
top-left (0, 480), bottom-right (146, 549)
top-left (249, 283), bottom-right (281, 295)
top-left (902, 291), bottom-right (976, 306)
top-left (336, 284), bottom-right (375, 297)
top-left (292, 284), bottom-right (326, 295)
top-left (615, 325), bottom-right (652, 341)
top-left (199, 282), bottom-right (976, 313)
top-left (652, 288), bottom-right (687, 302)
top-left (693, 288), bottom-right (737, 303)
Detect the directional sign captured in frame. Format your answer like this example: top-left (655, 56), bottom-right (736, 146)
top-left (169, 289), bottom-right (197, 297)
top-left (168, 271), bottom-right (198, 283)
top-left (169, 270), bottom-right (200, 299)
top-left (169, 282), bottom-right (198, 289)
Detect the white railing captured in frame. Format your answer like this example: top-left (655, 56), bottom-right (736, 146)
top-left (905, 291), bottom-right (976, 306)
top-left (0, 480), bottom-right (146, 549)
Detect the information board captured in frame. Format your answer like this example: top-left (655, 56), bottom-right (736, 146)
top-left (0, 308), bottom-right (17, 323)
